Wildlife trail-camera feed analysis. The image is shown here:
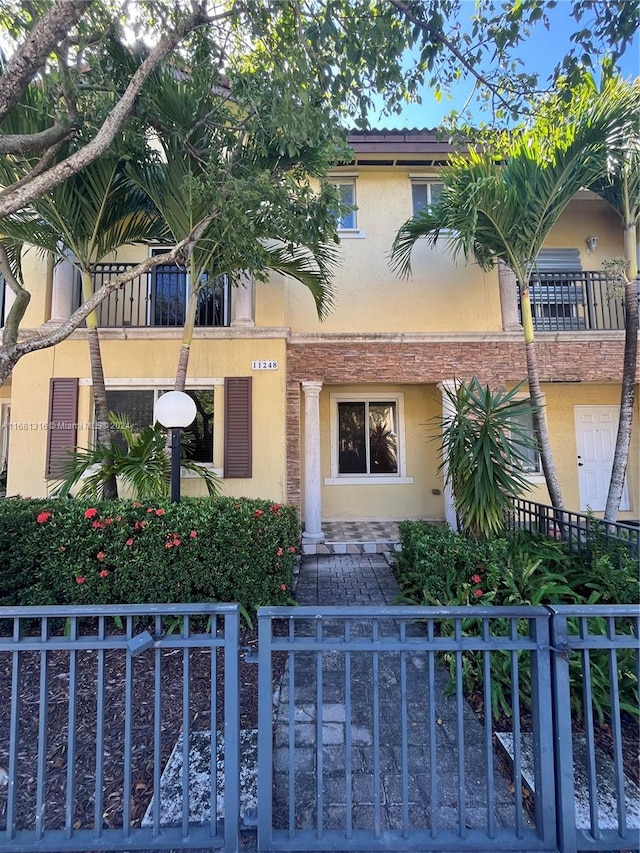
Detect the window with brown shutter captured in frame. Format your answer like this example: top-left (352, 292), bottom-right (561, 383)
top-left (224, 377), bottom-right (252, 478)
top-left (46, 378), bottom-right (79, 477)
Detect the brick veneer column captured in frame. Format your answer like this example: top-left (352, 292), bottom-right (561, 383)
top-left (301, 380), bottom-right (324, 543)
top-left (438, 380), bottom-right (459, 531)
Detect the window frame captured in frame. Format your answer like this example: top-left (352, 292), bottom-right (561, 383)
top-left (410, 178), bottom-right (444, 215)
top-left (508, 392), bottom-right (545, 482)
top-left (329, 176), bottom-right (366, 238)
top-left (99, 380), bottom-right (223, 476)
top-left (325, 392), bottom-right (413, 486)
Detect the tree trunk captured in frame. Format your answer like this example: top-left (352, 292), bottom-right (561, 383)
top-left (174, 285), bottom-right (198, 392)
top-left (82, 270), bottom-right (117, 499)
top-left (519, 283), bottom-right (565, 510)
top-left (604, 222), bottom-right (638, 522)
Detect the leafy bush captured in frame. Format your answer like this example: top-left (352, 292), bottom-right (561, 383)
top-left (395, 520), bottom-right (638, 723)
top-left (0, 497), bottom-right (299, 614)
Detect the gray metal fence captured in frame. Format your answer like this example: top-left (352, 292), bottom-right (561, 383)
top-left (256, 605), bottom-right (559, 852)
top-left (507, 499), bottom-right (640, 566)
top-left (0, 603), bottom-right (240, 852)
top-left (550, 605), bottom-right (640, 853)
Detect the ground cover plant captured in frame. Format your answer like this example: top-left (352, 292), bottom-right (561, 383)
top-left (395, 520), bottom-right (639, 732)
top-left (0, 496), bottom-right (299, 614)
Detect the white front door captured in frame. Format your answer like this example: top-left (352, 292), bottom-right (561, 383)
top-left (574, 406), bottom-right (629, 511)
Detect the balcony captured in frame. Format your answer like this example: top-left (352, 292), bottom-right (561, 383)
top-left (517, 271), bottom-right (636, 332)
top-left (78, 262), bottom-right (231, 328)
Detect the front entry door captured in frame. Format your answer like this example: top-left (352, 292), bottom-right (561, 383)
top-left (574, 406), bottom-right (629, 511)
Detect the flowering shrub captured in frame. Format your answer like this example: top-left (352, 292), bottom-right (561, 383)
top-left (0, 497), bottom-right (299, 613)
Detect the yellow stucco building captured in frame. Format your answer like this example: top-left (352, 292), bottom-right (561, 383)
top-left (1, 129), bottom-right (638, 545)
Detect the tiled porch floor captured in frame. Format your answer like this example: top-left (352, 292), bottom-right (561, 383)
top-left (302, 520), bottom-right (401, 555)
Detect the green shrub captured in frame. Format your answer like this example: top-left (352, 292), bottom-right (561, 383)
top-left (395, 520), bottom-right (638, 723)
top-left (0, 497), bottom-right (299, 614)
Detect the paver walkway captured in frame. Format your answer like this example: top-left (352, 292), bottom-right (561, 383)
top-left (268, 553), bottom-right (532, 840)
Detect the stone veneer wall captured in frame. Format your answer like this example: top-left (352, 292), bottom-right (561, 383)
top-left (285, 338), bottom-right (632, 508)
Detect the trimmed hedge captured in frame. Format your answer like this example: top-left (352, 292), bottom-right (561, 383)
top-left (0, 497), bottom-right (300, 612)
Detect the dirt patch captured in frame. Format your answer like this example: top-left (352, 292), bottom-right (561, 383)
top-left (0, 620), bottom-right (284, 835)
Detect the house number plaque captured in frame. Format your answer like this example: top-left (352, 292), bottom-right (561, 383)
top-left (252, 360), bottom-right (279, 370)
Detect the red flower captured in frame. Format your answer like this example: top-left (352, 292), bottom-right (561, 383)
top-left (277, 547), bottom-right (283, 557)
top-left (280, 583), bottom-right (287, 591)
top-left (269, 503), bottom-right (282, 513)
top-left (147, 507), bottom-right (155, 513)
top-left (37, 511), bottom-right (52, 524)
top-left (92, 520), bottom-right (104, 529)
top-left (189, 530), bottom-right (197, 538)
top-left (134, 520), bottom-right (147, 530)
top-left (99, 569), bottom-right (109, 578)
top-left (155, 508), bottom-right (165, 516)
top-left (104, 517), bottom-right (113, 525)
top-left (96, 551), bottom-right (106, 561)
top-left (75, 576), bottom-right (86, 584)
top-left (84, 508), bottom-right (98, 519)
top-left (288, 546), bottom-right (296, 553)
top-left (471, 574), bottom-right (482, 584)
top-left (125, 538), bottom-right (134, 546)
top-left (474, 589), bottom-right (483, 598)
top-left (165, 541), bottom-right (173, 549)
top-left (172, 538), bottom-right (181, 547)
top-left (254, 509), bottom-right (265, 518)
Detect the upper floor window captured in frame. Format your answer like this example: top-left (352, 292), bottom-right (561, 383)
top-left (411, 180), bottom-right (443, 215)
top-left (333, 180), bottom-right (357, 230)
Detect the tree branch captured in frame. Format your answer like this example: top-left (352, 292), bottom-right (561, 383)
top-left (0, 121), bottom-right (75, 155)
top-left (0, 2), bottom-right (215, 220)
top-left (0, 243), bottom-right (30, 346)
top-left (386, 0), bottom-right (515, 115)
top-left (0, 0), bottom-right (93, 123)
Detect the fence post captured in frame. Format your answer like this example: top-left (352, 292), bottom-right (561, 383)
top-left (224, 608), bottom-right (241, 853)
top-left (548, 607), bottom-right (577, 853)
top-left (528, 613), bottom-right (558, 847)
top-left (257, 609), bottom-right (273, 852)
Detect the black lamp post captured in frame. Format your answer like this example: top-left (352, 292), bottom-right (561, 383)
top-left (154, 391), bottom-right (197, 503)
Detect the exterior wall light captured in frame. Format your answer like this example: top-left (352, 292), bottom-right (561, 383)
top-left (585, 236), bottom-right (599, 254)
top-left (154, 391), bottom-right (197, 503)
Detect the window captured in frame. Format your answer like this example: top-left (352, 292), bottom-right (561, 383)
top-left (510, 411), bottom-right (541, 476)
top-left (411, 180), bottom-right (443, 215)
top-left (333, 180), bottom-right (357, 230)
top-left (327, 393), bottom-right (413, 485)
top-left (150, 249), bottom-right (230, 327)
top-left (105, 388), bottom-right (214, 464)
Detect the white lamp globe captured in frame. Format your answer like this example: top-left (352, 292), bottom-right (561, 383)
top-left (154, 391), bottom-right (197, 428)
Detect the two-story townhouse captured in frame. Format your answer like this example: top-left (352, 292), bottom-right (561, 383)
top-left (2, 129), bottom-right (638, 546)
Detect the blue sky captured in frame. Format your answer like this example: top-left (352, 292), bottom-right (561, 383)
top-left (369, 1), bottom-right (640, 129)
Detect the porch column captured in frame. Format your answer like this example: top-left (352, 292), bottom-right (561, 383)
top-left (301, 380), bottom-right (324, 543)
top-left (437, 380), bottom-right (458, 532)
top-left (230, 270), bottom-right (254, 327)
top-left (498, 260), bottom-right (521, 332)
top-left (50, 257), bottom-right (75, 322)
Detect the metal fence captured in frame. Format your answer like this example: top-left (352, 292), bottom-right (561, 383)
top-left (0, 603), bottom-right (240, 852)
top-left (517, 271), bottom-right (633, 332)
top-left (79, 263), bottom-right (231, 328)
top-left (550, 605), bottom-right (640, 853)
top-left (257, 605), bottom-right (559, 851)
top-left (506, 498), bottom-right (640, 566)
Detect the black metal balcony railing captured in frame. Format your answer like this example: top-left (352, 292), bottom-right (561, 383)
top-left (517, 270), bottom-right (636, 331)
top-left (77, 263), bottom-right (231, 328)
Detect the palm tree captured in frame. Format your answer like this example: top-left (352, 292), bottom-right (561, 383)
top-left (130, 69), bottom-right (338, 391)
top-left (586, 78), bottom-right (640, 521)
top-left (4, 153), bottom-right (164, 496)
top-left (391, 84), bottom-right (640, 511)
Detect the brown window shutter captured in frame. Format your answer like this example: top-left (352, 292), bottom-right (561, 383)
top-left (46, 378), bottom-right (79, 477)
top-left (224, 377), bottom-right (252, 478)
